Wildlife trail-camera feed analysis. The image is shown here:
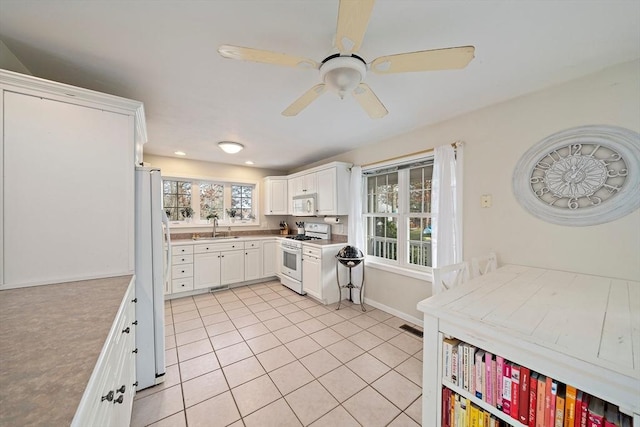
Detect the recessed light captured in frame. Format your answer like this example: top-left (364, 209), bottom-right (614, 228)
top-left (174, 151), bottom-right (186, 156)
top-left (218, 141), bottom-right (244, 154)
top-left (245, 161), bottom-right (254, 165)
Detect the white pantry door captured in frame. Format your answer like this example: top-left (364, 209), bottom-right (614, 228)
top-left (3, 91), bottom-right (134, 286)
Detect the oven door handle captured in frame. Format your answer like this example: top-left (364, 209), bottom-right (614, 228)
top-left (281, 246), bottom-right (300, 256)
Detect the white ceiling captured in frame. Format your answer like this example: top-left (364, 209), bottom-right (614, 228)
top-left (1, 1), bottom-right (639, 171)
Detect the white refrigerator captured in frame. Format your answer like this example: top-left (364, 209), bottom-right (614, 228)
top-left (135, 167), bottom-right (170, 389)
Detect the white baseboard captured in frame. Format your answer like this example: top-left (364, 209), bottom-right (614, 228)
top-left (363, 297), bottom-right (424, 328)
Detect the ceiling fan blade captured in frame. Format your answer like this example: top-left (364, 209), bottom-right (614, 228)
top-left (352, 83), bottom-right (388, 119)
top-left (282, 84), bottom-right (326, 116)
top-left (218, 45), bottom-right (319, 69)
top-left (370, 46), bottom-right (475, 74)
top-left (335, 0), bottom-right (375, 54)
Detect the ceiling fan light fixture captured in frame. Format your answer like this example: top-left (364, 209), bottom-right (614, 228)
top-left (320, 56), bottom-right (366, 98)
top-left (218, 141), bottom-right (244, 154)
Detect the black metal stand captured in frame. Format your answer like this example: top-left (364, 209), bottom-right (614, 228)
top-left (335, 256), bottom-right (366, 312)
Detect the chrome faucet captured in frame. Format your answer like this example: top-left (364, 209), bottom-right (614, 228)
top-left (212, 217), bottom-right (218, 238)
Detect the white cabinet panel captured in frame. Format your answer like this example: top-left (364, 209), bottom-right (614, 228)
top-left (261, 240), bottom-right (277, 277)
top-left (221, 250), bottom-right (244, 285)
top-left (264, 177), bottom-right (288, 215)
top-left (244, 248), bottom-right (261, 281)
top-left (3, 91), bottom-right (134, 287)
top-left (302, 252), bottom-right (321, 300)
top-left (194, 252), bottom-right (221, 290)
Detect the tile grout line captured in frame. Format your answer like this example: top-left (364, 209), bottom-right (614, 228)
top-left (141, 281), bottom-right (423, 426)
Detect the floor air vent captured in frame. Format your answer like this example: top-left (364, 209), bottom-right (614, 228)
top-left (399, 324), bottom-right (423, 338)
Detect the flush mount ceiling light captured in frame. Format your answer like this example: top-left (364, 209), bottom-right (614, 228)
top-left (218, 141), bottom-right (244, 154)
top-left (319, 55), bottom-right (366, 99)
top-left (174, 151), bottom-right (186, 156)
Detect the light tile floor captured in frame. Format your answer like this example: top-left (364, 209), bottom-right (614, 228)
top-left (131, 280), bottom-right (424, 427)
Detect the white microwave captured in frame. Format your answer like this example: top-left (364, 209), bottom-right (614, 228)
top-left (292, 194), bottom-right (316, 216)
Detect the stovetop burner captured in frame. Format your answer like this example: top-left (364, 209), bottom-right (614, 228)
top-left (286, 235), bottom-right (321, 241)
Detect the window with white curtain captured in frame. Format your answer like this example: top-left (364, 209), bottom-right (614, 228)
top-left (363, 158), bottom-right (434, 270)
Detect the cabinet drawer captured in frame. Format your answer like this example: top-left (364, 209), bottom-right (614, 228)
top-left (194, 242), bottom-right (242, 253)
top-left (244, 240), bottom-right (260, 249)
top-left (172, 245), bottom-right (194, 256)
top-left (172, 278), bottom-right (194, 293)
top-left (302, 246), bottom-right (321, 258)
top-left (171, 264), bottom-right (193, 278)
top-left (172, 254), bottom-right (193, 265)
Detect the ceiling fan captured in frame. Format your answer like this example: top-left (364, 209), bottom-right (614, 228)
top-left (218, 0), bottom-right (475, 118)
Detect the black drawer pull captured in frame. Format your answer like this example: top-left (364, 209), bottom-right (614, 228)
top-left (113, 395), bottom-right (124, 404)
top-left (132, 320), bottom-right (138, 326)
top-left (122, 327), bottom-right (130, 334)
top-left (116, 385), bottom-right (126, 393)
top-left (132, 348), bottom-right (138, 354)
top-left (101, 391), bottom-right (114, 402)
top-left (133, 381), bottom-right (138, 387)
top-left (131, 298), bottom-right (137, 303)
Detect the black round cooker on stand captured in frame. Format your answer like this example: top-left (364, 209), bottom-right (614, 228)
top-left (335, 245), bottom-right (366, 312)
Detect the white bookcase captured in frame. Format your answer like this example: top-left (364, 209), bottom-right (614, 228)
top-left (417, 265), bottom-right (640, 426)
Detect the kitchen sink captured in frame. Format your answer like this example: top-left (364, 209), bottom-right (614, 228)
top-left (191, 236), bottom-right (239, 242)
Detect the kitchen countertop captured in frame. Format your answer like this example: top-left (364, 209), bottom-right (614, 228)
top-left (171, 234), bottom-right (348, 247)
top-left (0, 275), bottom-right (133, 426)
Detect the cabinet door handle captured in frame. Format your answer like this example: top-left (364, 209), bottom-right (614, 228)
top-left (116, 385), bottom-right (126, 393)
top-left (122, 327), bottom-right (130, 334)
top-left (131, 298), bottom-right (137, 303)
top-left (113, 395), bottom-right (124, 404)
top-left (132, 348), bottom-right (138, 354)
top-left (101, 391), bottom-right (114, 402)
top-left (132, 320), bottom-right (138, 326)
top-left (133, 381), bottom-right (138, 387)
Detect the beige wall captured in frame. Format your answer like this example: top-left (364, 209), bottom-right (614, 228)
top-left (144, 154), bottom-right (288, 231)
top-left (0, 40), bottom-right (32, 75)
top-left (306, 60), bottom-right (640, 320)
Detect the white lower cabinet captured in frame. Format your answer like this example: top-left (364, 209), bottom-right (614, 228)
top-left (194, 252), bottom-right (221, 290)
top-left (302, 248), bottom-right (322, 300)
top-left (221, 250), bottom-right (244, 285)
top-left (301, 244), bottom-right (344, 305)
top-left (261, 240), bottom-right (277, 277)
top-left (168, 238), bottom-right (280, 297)
top-left (245, 248), bottom-right (261, 281)
top-left (72, 278), bottom-right (137, 426)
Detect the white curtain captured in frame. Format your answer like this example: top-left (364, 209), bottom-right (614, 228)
top-left (431, 144), bottom-right (463, 267)
top-left (348, 165), bottom-right (364, 249)
top-left (347, 165), bottom-right (365, 303)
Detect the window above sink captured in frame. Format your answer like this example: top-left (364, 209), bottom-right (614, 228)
top-left (162, 175), bottom-right (259, 227)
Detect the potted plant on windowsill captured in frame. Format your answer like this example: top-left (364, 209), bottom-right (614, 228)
top-left (226, 208), bottom-right (237, 223)
top-left (181, 207), bottom-right (194, 223)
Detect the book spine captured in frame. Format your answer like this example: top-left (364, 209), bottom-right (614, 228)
top-left (545, 376), bottom-right (553, 427)
top-left (555, 384), bottom-right (566, 427)
top-left (442, 387), bottom-right (450, 427)
top-left (565, 386), bottom-right (577, 427)
top-left (485, 352), bottom-right (493, 406)
top-left (529, 372), bottom-right (538, 427)
top-left (451, 345), bottom-right (459, 385)
top-left (491, 357), bottom-right (497, 408)
top-left (469, 345), bottom-right (477, 395)
top-left (580, 394), bottom-right (590, 427)
top-left (476, 351), bottom-right (485, 400)
top-left (511, 364), bottom-right (521, 420)
top-left (463, 344), bottom-right (470, 391)
top-left (574, 391), bottom-right (583, 427)
top-left (502, 362), bottom-right (512, 415)
top-left (443, 340), bottom-right (452, 382)
top-left (536, 375), bottom-right (546, 427)
top-left (549, 380), bottom-right (558, 427)
top-left (496, 356), bottom-right (504, 411)
top-left (519, 367), bottom-right (531, 424)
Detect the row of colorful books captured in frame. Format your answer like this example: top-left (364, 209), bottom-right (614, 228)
top-left (443, 388), bottom-right (511, 427)
top-left (442, 338), bottom-right (633, 426)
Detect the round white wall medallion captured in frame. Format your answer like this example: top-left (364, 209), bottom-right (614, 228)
top-left (513, 125), bottom-right (640, 226)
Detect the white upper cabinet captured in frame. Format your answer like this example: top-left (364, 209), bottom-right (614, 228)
top-left (287, 162), bottom-right (351, 217)
top-left (263, 176), bottom-right (288, 215)
top-left (0, 70), bottom-right (147, 288)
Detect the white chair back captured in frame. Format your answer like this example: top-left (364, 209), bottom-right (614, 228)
top-left (470, 252), bottom-right (498, 279)
top-left (432, 261), bottom-right (470, 295)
